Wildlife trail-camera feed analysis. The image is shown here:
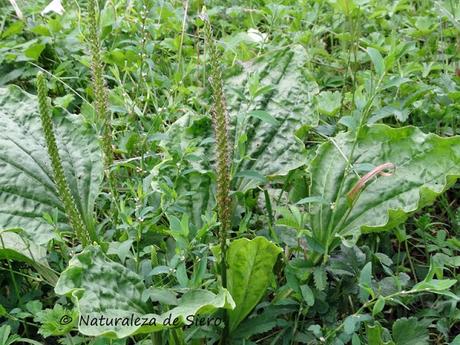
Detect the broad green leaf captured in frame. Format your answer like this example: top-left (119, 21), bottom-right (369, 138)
top-left (0, 229), bottom-right (46, 264)
top-left (410, 278), bottom-right (459, 300)
top-left (227, 45), bottom-right (318, 180)
top-left (367, 48), bottom-right (385, 76)
top-left (0, 228), bottom-right (58, 286)
top-left (295, 196), bottom-right (329, 205)
top-left (55, 245), bottom-right (234, 338)
top-left (352, 333), bottom-right (361, 345)
top-left (344, 315), bottom-right (359, 335)
top-left (392, 317), bottom-right (428, 345)
top-left (310, 125), bottom-right (460, 247)
top-left (0, 86), bottom-right (103, 244)
top-left (367, 322), bottom-right (394, 345)
top-left (2, 21), bottom-right (24, 38)
top-left (232, 304), bottom-right (298, 340)
top-left (24, 43), bottom-right (46, 61)
top-left (451, 335), bottom-right (460, 345)
top-left (226, 237), bottom-right (282, 333)
top-left (234, 170), bottom-right (268, 183)
top-left (315, 91), bottom-right (342, 117)
top-left (100, 5), bottom-right (116, 28)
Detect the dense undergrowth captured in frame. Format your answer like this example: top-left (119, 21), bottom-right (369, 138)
top-left (1, 0), bottom-right (460, 344)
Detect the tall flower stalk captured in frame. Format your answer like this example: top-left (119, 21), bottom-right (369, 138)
top-left (202, 12), bottom-right (232, 340)
top-left (202, 12), bottom-right (232, 287)
top-left (87, 0), bottom-right (113, 169)
top-left (36, 72), bottom-right (90, 246)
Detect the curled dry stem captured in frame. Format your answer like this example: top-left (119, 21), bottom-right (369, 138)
top-left (347, 162), bottom-right (395, 203)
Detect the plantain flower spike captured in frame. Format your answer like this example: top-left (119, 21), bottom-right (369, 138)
top-left (87, 0), bottom-right (113, 169)
top-left (36, 72), bottom-right (90, 246)
top-left (202, 9), bottom-right (232, 287)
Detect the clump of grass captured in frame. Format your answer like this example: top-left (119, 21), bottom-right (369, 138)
top-left (87, 0), bottom-right (113, 169)
top-left (36, 72), bottom-right (90, 246)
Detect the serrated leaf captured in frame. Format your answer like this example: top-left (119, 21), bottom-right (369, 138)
top-left (313, 266), bottom-right (327, 291)
top-left (55, 245), bottom-right (235, 338)
top-left (226, 237), bottom-right (282, 333)
top-left (0, 86), bottom-right (103, 244)
top-left (34, 305), bottom-right (78, 337)
top-left (392, 317), bottom-right (428, 345)
top-left (300, 285), bottom-right (315, 306)
top-left (310, 125), bottom-right (460, 248)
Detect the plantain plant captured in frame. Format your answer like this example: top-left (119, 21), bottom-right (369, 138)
top-left (201, 11), bottom-right (283, 342)
top-left (284, 50), bottom-right (460, 290)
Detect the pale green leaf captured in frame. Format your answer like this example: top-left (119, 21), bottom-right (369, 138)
top-left (372, 296), bottom-right (385, 316)
top-left (367, 48), bottom-right (385, 76)
top-left (315, 91), bottom-right (342, 117)
top-left (226, 237), bottom-right (282, 333)
top-left (246, 110), bottom-right (279, 126)
top-left (0, 228), bottom-right (57, 285)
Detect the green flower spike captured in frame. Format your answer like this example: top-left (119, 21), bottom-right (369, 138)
top-left (87, 0), bottom-right (113, 169)
top-left (36, 72), bottom-right (90, 247)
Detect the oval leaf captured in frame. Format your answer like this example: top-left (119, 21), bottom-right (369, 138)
top-left (226, 236), bottom-right (282, 333)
